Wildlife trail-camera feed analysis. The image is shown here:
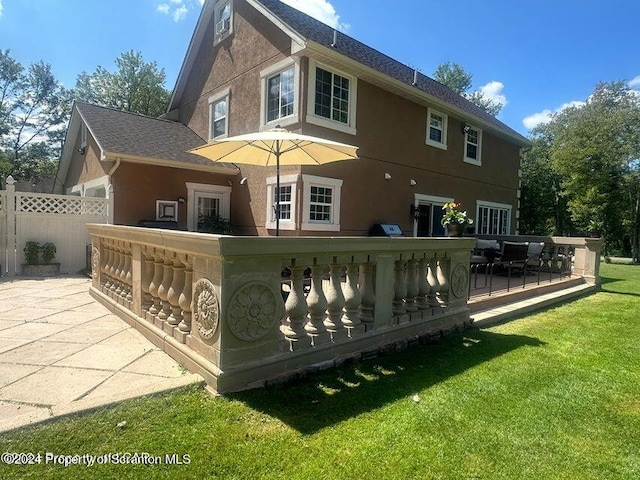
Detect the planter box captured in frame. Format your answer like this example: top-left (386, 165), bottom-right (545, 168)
top-left (21, 263), bottom-right (61, 277)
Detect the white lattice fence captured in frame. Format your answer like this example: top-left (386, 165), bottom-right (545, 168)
top-left (16, 192), bottom-right (108, 216)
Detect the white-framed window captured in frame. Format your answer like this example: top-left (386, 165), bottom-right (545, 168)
top-left (213, 0), bottom-right (233, 45)
top-left (156, 200), bottom-right (178, 222)
top-left (209, 88), bottom-right (229, 140)
top-left (306, 59), bottom-right (357, 136)
top-left (426, 108), bottom-right (448, 150)
top-left (80, 124), bottom-right (88, 148)
top-left (186, 182), bottom-right (231, 232)
top-left (266, 174), bottom-right (298, 231)
top-left (464, 126), bottom-right (482, 165)
top-left (476, 201), bottom-right (511, 235)
top-left (301, 174), bottom-right (343, 231)
top-left (260, 58), bottom-right (300, 130)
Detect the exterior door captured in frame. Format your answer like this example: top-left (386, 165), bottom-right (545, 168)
top-left (416, 203), bottom-right (446, 237)
top-left (194, 192), bottom-right (222, 231)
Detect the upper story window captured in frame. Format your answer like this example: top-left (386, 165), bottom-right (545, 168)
top-left (208, 88), bottom-right (229, 140)
top-left (476, 201), bottom-right (511, 235)
top-left (260, 58), bottom-right (300, 130)
top-left (266, 174), bottom-right (298, 231)
top-left (426, 108), bottom-right (448, 150)
top-left (214, 0), bottom-right (233, 45)
top-left (301, 174), bottom-right (343, 232)
top-left (464, 125), bottom-right (482, 165)
top-left (306, 59), bottom-right (357, 136)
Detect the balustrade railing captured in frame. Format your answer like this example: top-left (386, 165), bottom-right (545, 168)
top-left (88, 225), bottom-right (475, 392)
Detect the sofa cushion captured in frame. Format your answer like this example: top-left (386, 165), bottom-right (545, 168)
top-left (475, 239), bottom-right (500, 251)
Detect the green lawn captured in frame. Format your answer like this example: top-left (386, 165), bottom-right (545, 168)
top-left (1, 264), bottom-right (639, 479)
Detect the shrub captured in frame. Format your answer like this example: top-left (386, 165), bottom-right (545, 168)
top-left (23, 241), bottom-right (40, 265)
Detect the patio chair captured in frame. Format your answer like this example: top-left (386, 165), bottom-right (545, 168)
top-left (470, 239), bottom-right (501, 292)
top-left (489, 241), bottom-right (529, 293)
top-left (526, 242), bottom-right (545, 285)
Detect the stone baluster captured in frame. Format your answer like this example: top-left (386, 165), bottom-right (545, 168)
top-left (148, 253), bottom-right (164, 317)
top-left (324, 258), bottom-right (345, 340)
top-left (405, 258), bottom-right (419, 313)
top-left (358, 262), bottom-right (375, 329)
top-left (102, 242), bottom-right (112, 291)
top-left (436, 256), bottom-right (449, 307)
top-left (341, 262), bottom-right (361, 335)
top-left (427, 256), bottom-right (440, 308)
top-left (157, 255), bottom-right (174, 321)
top-left (416, 257), bottom-right (430, 310)
top-left (141, 250), bottom-right (154, 312)
top-left (166, 258), bottom-right (185, 327)
top-left (108, 240), bottom-right (118, 289)
top-left (112, 243), bottom-right (123, 294)
top-left (123, 244), bottom-right (133, 303)
top-left (178, 259), bottom-right (193, 334)
top-left (305, 261), bottom-right (328, 345)
top-left (281, 263), bottom-right (309, 345)
top-left (392, 259), bottom-right (407, 316)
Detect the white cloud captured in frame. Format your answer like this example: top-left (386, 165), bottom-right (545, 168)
top-left (629, 75), bottom-right (640, 89)
top-left (0, 0), bottom-right (4, 19)
top-left (478, 81), bottom-right (507, 107)
top-left (522, 100), bottom-right (586, 130)
top-left (173, 5), bottom-right (188, 22)
top-left (281, 0), bottom-right (349, 31)
top-left (156, 0), bottom-right (201, 22)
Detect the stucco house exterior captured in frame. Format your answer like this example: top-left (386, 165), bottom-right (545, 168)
top-left (56, 0), bottom-right (530, 237)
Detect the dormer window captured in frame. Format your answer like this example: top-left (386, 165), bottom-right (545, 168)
top-left (214, 0), bottom-right (233, 45)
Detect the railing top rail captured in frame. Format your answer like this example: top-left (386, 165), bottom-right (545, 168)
top-left (87, 224), bottom-right (476, 259)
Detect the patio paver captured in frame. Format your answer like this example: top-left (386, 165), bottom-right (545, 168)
top-left (0, 275), bottom-right (203, 433)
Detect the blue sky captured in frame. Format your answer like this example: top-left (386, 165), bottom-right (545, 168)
top-left (1, 0), bottom-right (638, 135)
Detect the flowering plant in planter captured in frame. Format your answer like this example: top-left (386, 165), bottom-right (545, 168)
top-left (441, 202), bottom-right (474, 228)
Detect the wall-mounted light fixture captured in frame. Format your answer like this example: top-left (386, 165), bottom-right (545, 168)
top-left (177, 197), bottom-right (186, 204)
top-left (410, 204), bottom-right (420, 220)
top-left (410, 179), bottom-right (417, 186)
top-left (462, 123), bottom-right (471, 134)
top-left (77, 146), bottom-right (86, 155)
top-left (240, 177), bottom-right (248, 185)
top-left (384, 173), bottom-right (392, 180)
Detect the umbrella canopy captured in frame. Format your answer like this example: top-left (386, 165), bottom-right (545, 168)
top-left (189, 127), bottom-right (359, 235)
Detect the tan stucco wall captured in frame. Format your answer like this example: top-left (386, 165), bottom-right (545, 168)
top-left (112, 162), bottom-right (237, 229)
top-left (64, 130), bottom-right (112, 188)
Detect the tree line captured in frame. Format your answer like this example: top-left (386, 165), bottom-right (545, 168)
top-left (0, 49), bottom-right (170, 187)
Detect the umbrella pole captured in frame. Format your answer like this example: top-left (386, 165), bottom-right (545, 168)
top-left (276, 141), bottom-right (280, 237)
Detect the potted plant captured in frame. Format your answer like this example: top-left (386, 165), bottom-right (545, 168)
top-left (441, 202), bottom-right (474, 237)
top-left (22, 241), bottom-right (60, 276)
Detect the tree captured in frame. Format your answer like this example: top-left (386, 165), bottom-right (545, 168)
top-left (74, 50), bottom-right (171, 117)
top-left (525, 81), bottom-right (640, 259)
top-left (433, 62), bottom-right (503, 116)
top-left (0, 50), bottom-right (69, 186)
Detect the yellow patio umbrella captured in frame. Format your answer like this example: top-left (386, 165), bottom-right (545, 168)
top-left (189, 126), bottom-right (359, 235)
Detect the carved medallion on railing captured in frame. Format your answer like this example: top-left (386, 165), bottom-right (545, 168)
top-left (450, 264), bottom-right (469, 299)
top-left (91, 247), bottom-right (100, 280)
top-left (227, 282), bottom-right (279, 342)
top-left (192, 278), bottom-right (220, 340)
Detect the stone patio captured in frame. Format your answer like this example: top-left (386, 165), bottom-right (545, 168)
top-left (0, 275), bottom-right (203, 433)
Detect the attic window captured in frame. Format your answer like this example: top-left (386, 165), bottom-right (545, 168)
top-left (80, 125), bottom-right (87, 148)
top-left (214, 0), bottom-right (233, 45)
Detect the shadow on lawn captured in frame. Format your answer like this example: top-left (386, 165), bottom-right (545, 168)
top-left (230, 329), bottom-right (544, 434)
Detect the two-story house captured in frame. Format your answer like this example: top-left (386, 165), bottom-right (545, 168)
top-left (56, 0), bottom-right (530, 237)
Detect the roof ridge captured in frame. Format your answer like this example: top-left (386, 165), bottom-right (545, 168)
top-left (74, 100), bottom-right (179, 125)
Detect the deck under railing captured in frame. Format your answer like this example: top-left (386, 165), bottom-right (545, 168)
top-left (87, 225), bottom-right (602, 393)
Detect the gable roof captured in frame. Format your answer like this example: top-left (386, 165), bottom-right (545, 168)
top-left (57, 101), bottom-right (237, 186)
top-left (169, 0), bottom-right (529, 146)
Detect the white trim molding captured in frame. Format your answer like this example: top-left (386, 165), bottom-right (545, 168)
top-left (301, 174), bottom-right (343, 232)
top-left (426, 108), bottom-right (448, 150)
top-left (266, 174), bottom-right (299, 231)
top-left (260, 57), bottom-right (301, 131)
top-left (306, 59), bottom-right (357, 136)
top-left (186, 182), bottom-right (232, 231)
top-left (412, 193), bottom-right (454, 237)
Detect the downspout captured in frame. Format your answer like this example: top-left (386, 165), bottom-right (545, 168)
top-left (106, 158), bottom-right (121, 224)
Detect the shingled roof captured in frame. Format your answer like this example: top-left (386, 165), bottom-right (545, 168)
top-left (250, 0), bottom-right (528, 145)
top-left (75, 101), bottom-right (235, 169)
